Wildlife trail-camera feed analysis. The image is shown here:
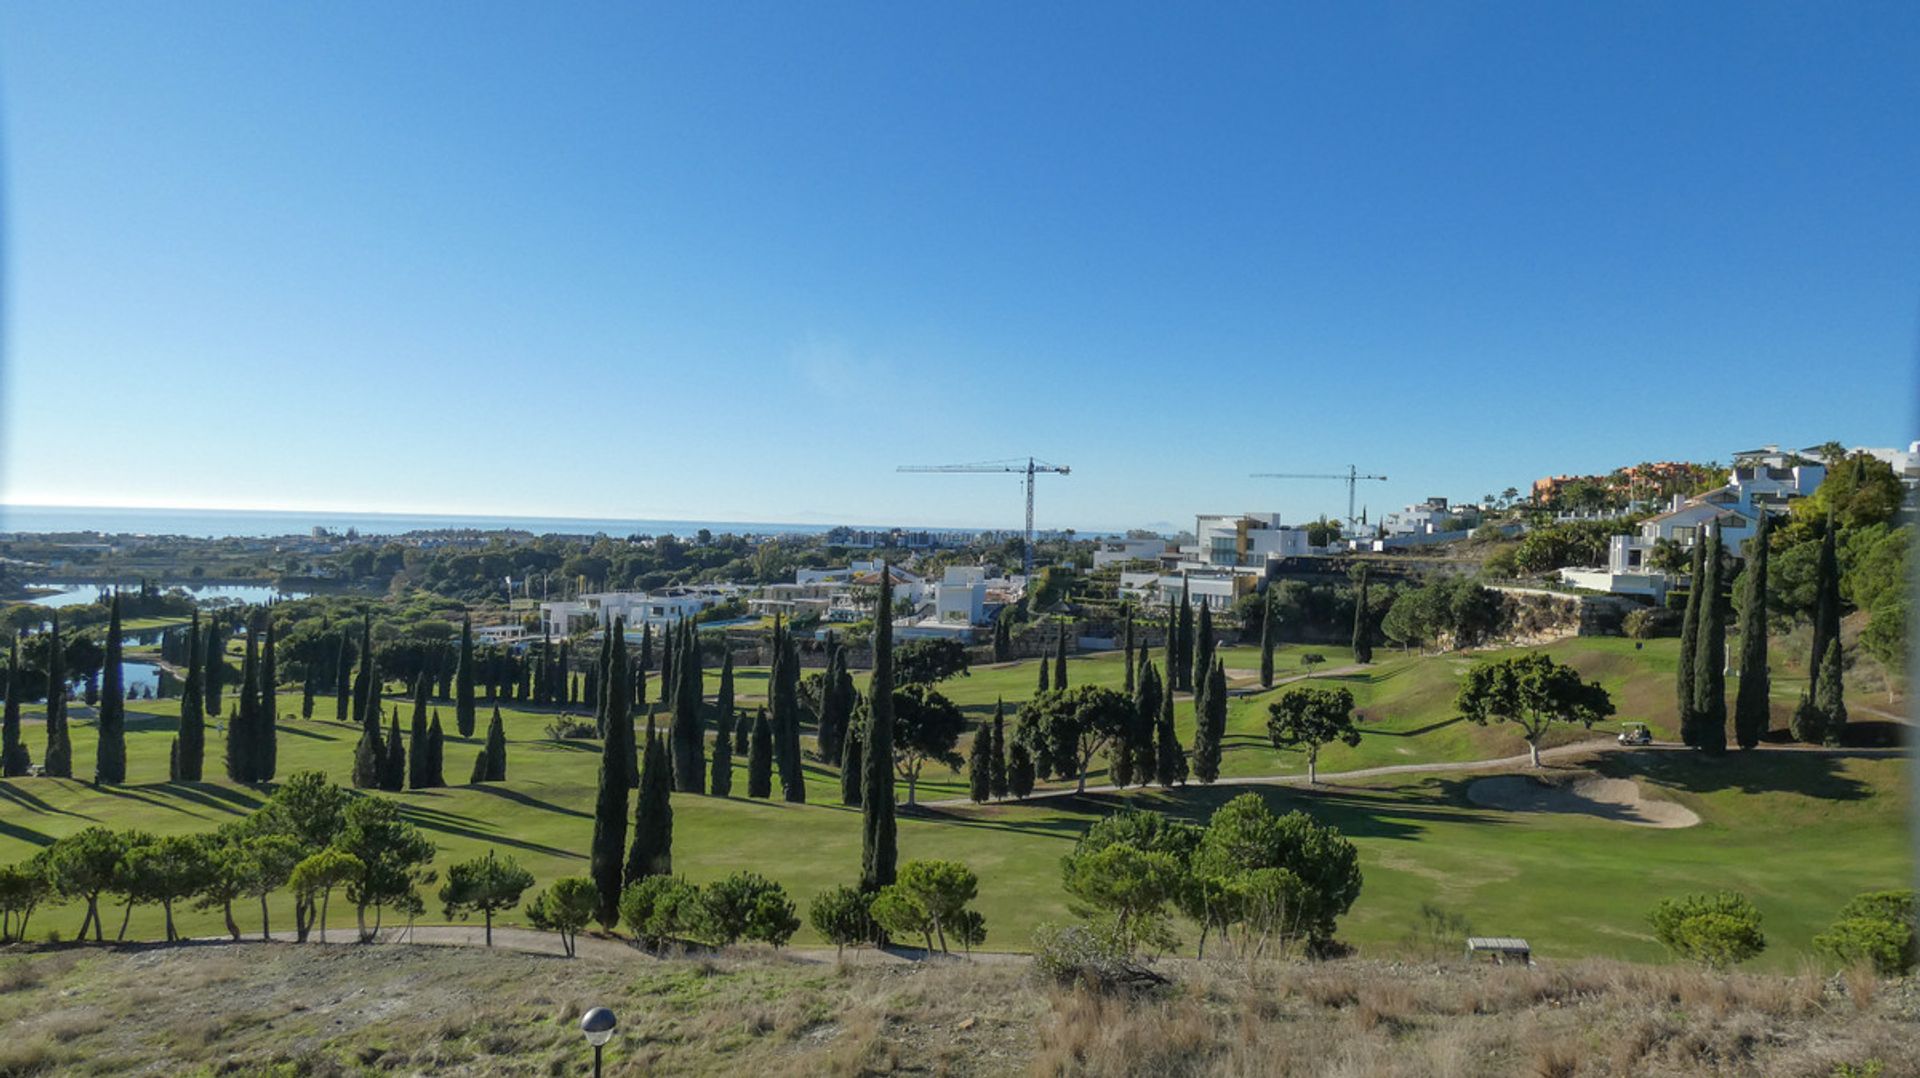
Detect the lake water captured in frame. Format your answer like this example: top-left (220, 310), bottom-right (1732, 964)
top-left (24, 582), bottom-right (311, 608)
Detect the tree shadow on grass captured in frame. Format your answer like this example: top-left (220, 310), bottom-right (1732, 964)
top-left (1599, 749), bottom-right (1874, 800)
top-left (0, 819), bottom-right (56, 847)
top-left (465, 783), bottom-right (592, 820)
top-left (1365, 716), bottom-right (1466, 739)
top-left (0, 780), bottom-right (95, 819)
top-left (151, 782), bottom-right (262, 817)
top-left (395, 804), bottom-right (585, 861)
top-left (271, 724), bottom-right (340, 742)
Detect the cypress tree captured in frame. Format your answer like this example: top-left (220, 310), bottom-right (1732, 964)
top-left (1194, 602), bottom-right (1215, 699)
top-left (640, 621), bottom-right (653, 672)
top-left (627, 718), bottom-right (674, 881)
top-left (967, 718), bottom-right (992, 802)
top-left (1259, 592), bottom-right (1276, 689)
top-left (334, 631), bottom-right (351, 724)
top-left (839, 703), bottom-right (865, 806)
top-left (96, 592), bottom-right (127, 784)
top-left (773, 620), bottom-right (806, 803)
top-left (588, 702), bottom-right (629, 928)
top-left (861, 565), bottom-right (898, 892)
top-left (659, 623), bottom-right (675, 712)
top-left (352, 708), bottom-right (383, 788)
top-left (1155, 662), bottom-right (1185, 787)
top-left (408, 676), bottom-right (431, 789)
top-left (455, 614), bottom-right (476, 738)
top-left (1122, 611), bottom-right (1135, 696)
top-left (992, 614), bottom-right (1011, 663)
top-left (3, 634), bottom-right (29, 777)
top-left (1352, 565), bottom-right (1373, 664)
top-left (301, 672), bottom-right (315, 720)
top-left (43, 613), bottom-right (71, 779)
top-left (1054, 621), bottom-right (1068, 690)
top-left (1809, 519), bottom-right (1842, 704)
top-left (748, 706), bottom-right (774, 798)
top-left (426, 713), bottom-right (446, 787)
top-left (1676, 538), bottom-right (1705, 745)
top-left (352, 613), bottom-right (374, 729)
top-left (1691, 526), bottom-right (1727, 753)
top-left (228, 627), bottom-right (258, 782)
top-left (671, 620), bottom-right (705, 792)
top-left (1131, 655), bottom-right (1160, 785)
top-left (602, 620), bottom-right (639, 788)
top-left (204, 614), bottom-right (224, 718)
top-left (1733, 512), bottom-right (1772, 749)
top-left (817, 638), bottom-right (852, 763)
top-left (382, 715), bottom-right (406, 791)
top-left (1816, 638), bottom-right (1848, 744)
top-left (1176, 579), bottom-right (1195, 692)
top-left (258, 615), bottom-right (278, 781)
top-left (172, 614), bottom-right (203, 781)
top-left (1008, 740), bottom-right (1035, 799)
top-left (484, 704), bottom-right (508, 781)
top-left (710, 703), bottom-right (733, 797)
top-left (1037, 657), bottom-right (1049, 693)
top-left (713, 650), bottom-right (736, 757)
top-left (1194, 659), bottom-right (1226, 782)
top-left (988, 699), bottom-right (1009, 799)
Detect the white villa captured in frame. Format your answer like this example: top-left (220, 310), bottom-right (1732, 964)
top-left (538, 585), bottom-right (739, 637)
top-left (1559, 458), bottom-right (1825, 601)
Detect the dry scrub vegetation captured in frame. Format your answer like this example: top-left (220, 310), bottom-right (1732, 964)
top-left (0, 941), bottom-right (1911, 1076)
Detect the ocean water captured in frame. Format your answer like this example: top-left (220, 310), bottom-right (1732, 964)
top-left (0, 504), bottom-right (879, 540)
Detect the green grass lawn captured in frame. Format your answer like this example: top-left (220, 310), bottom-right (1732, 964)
top-left (0, 641), bottom-right (1906, 968)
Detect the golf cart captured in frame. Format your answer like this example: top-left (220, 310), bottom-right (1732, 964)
top-left (1617, 722), bottom-right (1652, 746)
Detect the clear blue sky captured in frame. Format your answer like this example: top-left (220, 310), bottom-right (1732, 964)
top-left (2, 3), bottom-right (1915, 533)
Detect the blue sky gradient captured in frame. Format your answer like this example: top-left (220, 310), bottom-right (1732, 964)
top-left (2, 3), bottom-right (1915, 532)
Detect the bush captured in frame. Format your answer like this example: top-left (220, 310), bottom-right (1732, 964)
top-left (700, 871), bottom-right (795, 947)
top-left (1649, 892), bottom-right (1766, 968)
top-left (1031, 922), bottom-right (1167, 994)
top-left (808, 885), bottom-right (873, 960)
top-left (619, 875), bottom-right (706, 949)
top-left (543, 717), bottom-right (597, 740)
top-left (1814, 890), bottom-right (1916, 975)
top-left (1622, 607), bottom-right (1678, 640)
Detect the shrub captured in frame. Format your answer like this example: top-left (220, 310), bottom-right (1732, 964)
top-left (1649, 892), bottom-right (1766, 968)
top-left (543, 717), bottom-right (597, 740)
top-left (618, 875), bottom-right (706, 949)
top-left (808, 885), bottom-right (873, 961)
top-left (1622, 607), bottom-right (1678, 640)
top-left (525, 876), bottom-right (598, 957)
top-left (1031, 922), bottom-right (1167, 994)
top-left (1814, 890), bottom-right (1916, 975)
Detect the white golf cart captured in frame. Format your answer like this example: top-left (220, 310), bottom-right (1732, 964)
top-left (1617, 722), bottom-right (1652, 746)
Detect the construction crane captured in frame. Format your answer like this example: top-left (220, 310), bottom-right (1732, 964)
top-left (1249, 465), bottom-right (1388, 525)
top-left (897, 457), bottom-right (1071, 575)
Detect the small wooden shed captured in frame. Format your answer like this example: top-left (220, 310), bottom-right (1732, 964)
top-left (1465, 937), bottom-right (1533, 966)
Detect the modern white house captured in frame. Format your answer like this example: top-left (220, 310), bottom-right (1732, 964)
top-left (1118, 569), bottom-right (1246, 612)
top-left (1092, 536), bottom-right (1172, 568)
top-left (1558, 458), bottom-right (1825, 601)
top-left (1187, 513), bottom-right (1312, 568)
top-left (473, 623), bottom-right (533, 647)
top-left (538, 585), bottom-right (738, 636)
top-left (1380, 497), bottom-right (1477, 538)
top-left (932, 566), bottom-right (988, 625)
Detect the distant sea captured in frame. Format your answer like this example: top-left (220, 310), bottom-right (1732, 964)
top-left (0, 504), bottom-right (911, 540)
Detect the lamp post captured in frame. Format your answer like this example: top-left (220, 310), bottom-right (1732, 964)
top-left (581, 1007), bottom-right (616, 1077)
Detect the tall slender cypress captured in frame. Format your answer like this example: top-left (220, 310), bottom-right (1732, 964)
top-left (258, 615), bottom-right (278, 780)
top-left (382, 715), bottom-right (406, 791)
top-left (839, 701), bottom-right (865, 806)
top-left (987, 701), bottom-right (1008, 800)
top-left (1037, 657), bottom-right (1049, 693)
top-left (483, 704), bottom-right (508, 781)
top-left (1809, 519), bottom-right (1842, 704)
top-left (408, 676), bottom-right (431, 789)
top-left (228, 626), bottom-right (258, 782)
top-left (1195, 659), bottom-right (1226, 782)
top-left (1352, 565), bottom-right (1373, 664)
top-left (426, 713), bottom-right (446, 786)
top-left (671, 620), bottom-right (705, 792)
top-left (334, 631), bottom-right (352, 724)
top-left (1691, 525), bottom-right (1728, 753)
top-left (1733, 512), bottom-right (1772, 749)
top-left (352, 613), bottom-right (374, 729)
top-left (968, 718), bottom-right (992, 802)
top-left (773, 619), bottom-right (806, 803)
top-left (1259, 591), bottom-right (1276, 689)
top-left (172, 614), bottom-right (203, 781)
top-left (1815, 637), bottom-right (1848, 743)
top-left (1131, 652), bottom-right (1159, 785)
top-left (1176, 579), bottom-right (1195, 692)
top-left (1155, 661), bottom-right (1185, 787)
top-left (96, 592), bottom-right (127, 784)
top-left (204, 614), bottom-right (224, 719)
top-left (748, 706), bottom-right (774, 798)
top-left (43, 613), bottom-right (71, 778)
top-left (709, 699), bottom-right (733, 797)
top-left (627, 718), bottom-right (674, 881)
top-left (1054, 621), bottom-right (1068, 690)
top-left (1676, 538), bottom-right (1705, 745)
top-left (861, 565), bottom-right (898, 892)
top-left (713, 650), bottom-right (736, 757)
top-left (3, 635), bottom-right (29, 777)
top-left (588, 682), bottom-right (631, 928)
top-left (602, 619), bottom-right (638, 788)
top-left (1194, 602), bottom-right (1215, 699)
top-left (1122, 612), bottom-right (1135, 696)
top-left (455, 614), bottom-right (476, 738)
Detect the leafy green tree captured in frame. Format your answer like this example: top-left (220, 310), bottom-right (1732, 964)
top-left (890, 859), bottom-right (979, 954)
top-left (627, 721), bottom-right (674, 881)
top-left (525, 876), bottom-right (598, 957)
top-left (1733, 513), bottom-right (1772, 748)
top-left (120, 833), bottom-right (209, 942)
top-left (619, 874), bottom-right (705, 949)
top-left (808, 884), bottom-right (873, 962)
top-left (862, 565), bottom-right (898, 892)
top-left (335, 796), bottom-right (436, 941)
top-left (1008, 740), bottom-right (1036, 799)
top-left (1192, 792), bottom-right (1363, 947)
top-left (289, 849), bottom-right (363, 944)
top-left (894, 638), bottom-right (971, 685)
top-left (45, 826), bottom-right (125, 941)
top-left (1813, 890), bottom-right (1916, 975)
top-left (439, 849), bottom-right (536, 946)
top-left (891, 684), bottom-right (966, 806)
top-left (1016, 686), bottom-right (1136, 793)
top-left (701, 871), bottom-right (798, 947)
top-left (1267, 686), bottom-right (1361, 784)
top-left (1649, 891), bottom-right (1766, 968)
top-left (1456, 651), bottom-right (1615, 767)
top-left (237, 832), bottom-right (302, 940)
top-left (748, 706), bottom-right (774, 798)
top-left (1063, 840), bottom-right (1183, 955)
top-left (869, 885), bottom-right (935, 952)
top-left (1689, 525), bottom-right (1728, 752)
top-left (95, 593), bottom-right (126, 783)
top-left (0, 858), bottom-right (50, 942)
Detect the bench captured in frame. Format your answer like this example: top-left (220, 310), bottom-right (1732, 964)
top-left (1466, 936), bottom-right (1533, 966)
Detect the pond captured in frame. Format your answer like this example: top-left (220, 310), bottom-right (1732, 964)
top-left (23, 582), bottom-right (311, 608)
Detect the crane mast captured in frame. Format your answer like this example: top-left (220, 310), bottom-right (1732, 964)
top-left (1249, 465), bottom-right (1389, 525)
top-left (897, 456), bottom-right (1071, 575)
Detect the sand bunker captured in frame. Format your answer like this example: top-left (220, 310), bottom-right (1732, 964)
top-left (1467, 774), bottom-right (1699, 829)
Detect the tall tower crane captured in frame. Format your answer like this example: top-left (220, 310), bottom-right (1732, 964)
top-left (897, 457), bottom-right (1071, 575)
top-left (1249, 465), bottom-right (1388, 525)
